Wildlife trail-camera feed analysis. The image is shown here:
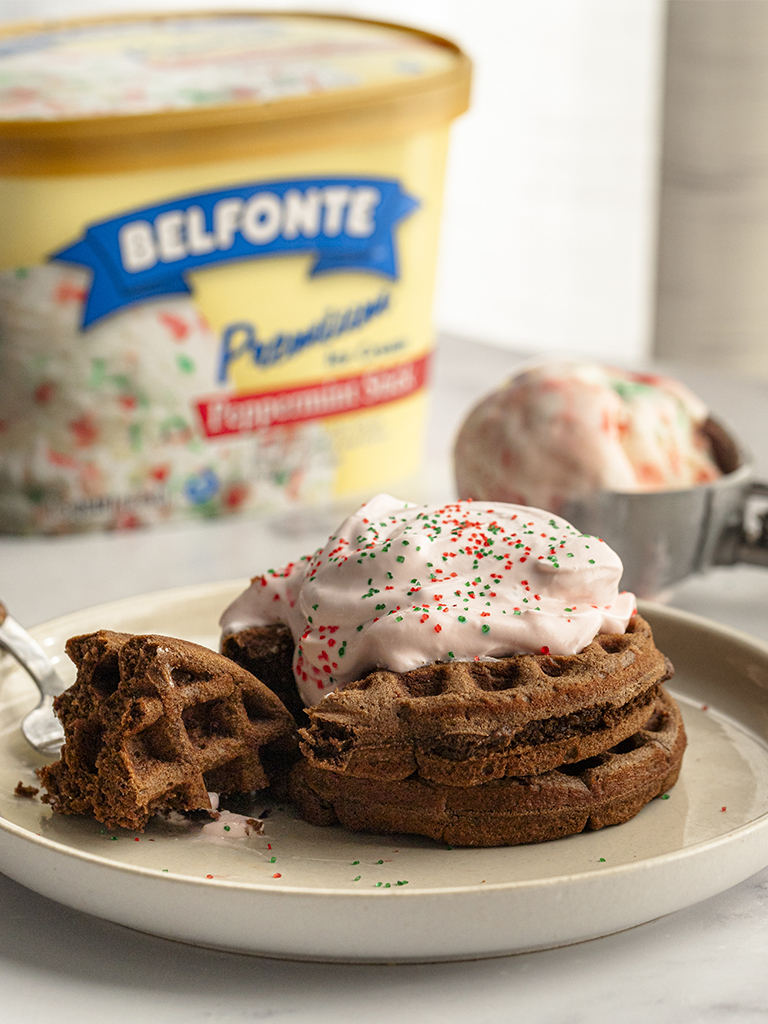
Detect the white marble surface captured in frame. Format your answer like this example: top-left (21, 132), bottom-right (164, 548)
top-left (1, 335), bottom-right (768, 1022)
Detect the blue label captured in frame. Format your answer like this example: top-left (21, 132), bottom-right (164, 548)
top-left (51, 176), bottom-right (419, 327)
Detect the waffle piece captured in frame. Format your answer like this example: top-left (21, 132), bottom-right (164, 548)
top-left (221, 623), bottom-right (305, 723)
top-left (289, 689), bottom-right (686, 847)
top-left (38, 630), bottom-right (299, 831)
top-left (299, 615), bottom-right (672, 785)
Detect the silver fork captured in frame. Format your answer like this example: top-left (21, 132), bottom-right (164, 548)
top-left (0, 601), bottom-right (66, 756)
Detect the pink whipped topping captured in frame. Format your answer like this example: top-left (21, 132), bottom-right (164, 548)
top-left (220, 494), bottom-right (637, 707)
top-left (454, 361), bottom-right (722, 514)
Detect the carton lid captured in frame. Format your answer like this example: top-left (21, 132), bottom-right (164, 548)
top-left (0, 11), bottom-right (471, 174)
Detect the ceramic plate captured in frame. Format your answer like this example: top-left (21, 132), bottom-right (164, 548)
top-left (0, 582), bottom-right (767, 963)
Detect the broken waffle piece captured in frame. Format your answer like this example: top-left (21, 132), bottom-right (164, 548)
top-left (289, 690), bottom-right (686, 847)
top-left (14, 781), bottom-right (39, 799)
top-left (38, 630), bottom-right (300, 831)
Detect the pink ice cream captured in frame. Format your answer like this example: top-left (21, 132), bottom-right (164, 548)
top-left (454, 361), bottom-right (722, 513)
top-left (220, 493), bottom-right (637, 707)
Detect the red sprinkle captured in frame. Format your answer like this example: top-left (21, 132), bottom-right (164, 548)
top-left (540, 646), bottom-right (550, 655)
top-left (273, 872), bottom-right (282, 878)
top-left (159, 312), bottom-right (190, 340)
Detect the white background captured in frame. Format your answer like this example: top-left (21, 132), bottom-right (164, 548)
top-left (0, 0), bottom-right (665, 364)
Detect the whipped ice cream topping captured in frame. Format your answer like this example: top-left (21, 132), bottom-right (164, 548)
top-left (454, 361), bottom-right (723, 514)
top-left (220, 494), bottom-right (637, 707)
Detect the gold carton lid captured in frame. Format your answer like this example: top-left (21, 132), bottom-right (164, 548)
top-left (0, 10), bottom-right (471, 174)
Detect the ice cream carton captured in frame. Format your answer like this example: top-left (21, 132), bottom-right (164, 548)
top-left (0, 11), bottom-right (470, 533)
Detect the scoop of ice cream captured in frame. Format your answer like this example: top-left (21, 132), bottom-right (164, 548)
top-left (454, 361), bottom-right (723, 514)
top-left (220, 493), bottom-right (637, 707)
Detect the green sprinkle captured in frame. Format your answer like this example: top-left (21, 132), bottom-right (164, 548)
top-left (128, 422), bottom-right (142, 452)
top-left (352, 860), bottom-right (360, 865)
top-left (354, 876), bottom-right (361, 881)
top-left (88, 358), bottom-right (108, 389)
top-left (396, 555), bottom-right (405, 563)
top-left (270, 856), bottom-right (277, 863)
top-left (375, 882), bottom-right (382, 888)
top-left (661, 794), bottom-right (670, 800)
top-left (176, 353), bottom-right (195, 374)
top-left (458, 615), bottom-right (466, 623)
top-left (162, 868), bottom-right (169, 872)
top-left (599, 858), bottom-right (606, 863)
top-left (223, 825), bottom-right (230, 832)
top-left (377, 860), bottom-right (384, 865)
top-left (481, 624), bottom-right (490, 633)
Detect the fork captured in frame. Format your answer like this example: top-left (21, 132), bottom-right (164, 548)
top-left (0, 601), bottom-right (66, 756)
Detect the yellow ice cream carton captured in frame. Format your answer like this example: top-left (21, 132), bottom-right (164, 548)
top-left (0, 11), bottom-right (470, 533)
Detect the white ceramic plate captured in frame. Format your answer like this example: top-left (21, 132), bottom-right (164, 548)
top-left (0, 582), bottom-right (767, 963)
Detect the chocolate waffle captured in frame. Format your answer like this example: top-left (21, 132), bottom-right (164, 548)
top-left (221, 623), bottom-right (304, 723)
top-left (299, 615), bottom-right (674, 785)
top-left (289, 689), bottom-right (686, 847)
top-left (38, 630), bottom-right (299, 831)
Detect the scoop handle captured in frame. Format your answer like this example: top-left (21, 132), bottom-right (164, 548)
top-left (717, 481), bottom-right (768, 569)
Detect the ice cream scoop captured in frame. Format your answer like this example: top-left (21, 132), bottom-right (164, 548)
top-left (453, 361), bottom-right (768, 597)
top-left (220, 494), bottom-right (636, 706)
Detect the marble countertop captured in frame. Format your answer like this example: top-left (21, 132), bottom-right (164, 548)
top-left (1, 336), bottom-right (767, 1023)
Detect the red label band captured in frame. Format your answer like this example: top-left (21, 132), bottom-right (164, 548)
top-left (195, 353), bottom-right (430, 438)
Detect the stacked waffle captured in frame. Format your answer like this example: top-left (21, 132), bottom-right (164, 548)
top-left (286, 615), bottom-right (684, 846)
top-left (219, 492), bottom-right (687, 848)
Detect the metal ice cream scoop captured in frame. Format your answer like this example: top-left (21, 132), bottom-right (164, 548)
top-left (458, 416), bottom-right (768, 600)
top-left (0, 601), bottom-right (66, 755)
